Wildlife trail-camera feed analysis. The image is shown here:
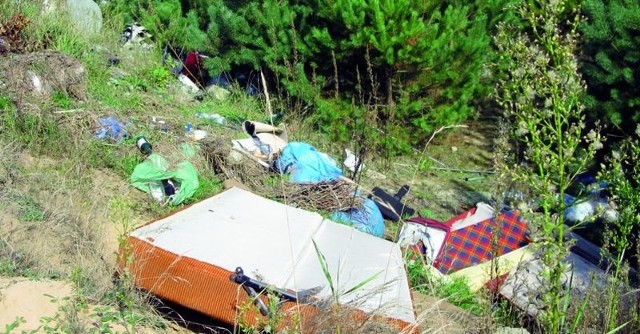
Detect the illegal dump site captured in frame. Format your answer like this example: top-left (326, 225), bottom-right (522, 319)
top-left (2, 1), bottom-right (640, 334)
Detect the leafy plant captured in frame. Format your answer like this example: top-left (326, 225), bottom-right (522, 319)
top-left (494, 0), bottom-right (603, 331)
top-left (405, 255), bottom-right (484, 316)
top-left (3, 317), bottom-right (26, 334)
top-left (599, 132), bottom-right (640, 331)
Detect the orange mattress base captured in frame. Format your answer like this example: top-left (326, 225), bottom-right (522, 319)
top-left (122, 237), bottom-right (415, 333)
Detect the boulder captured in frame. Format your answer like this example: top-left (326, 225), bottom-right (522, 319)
top-left (66, 0), bottom-right (102, 34)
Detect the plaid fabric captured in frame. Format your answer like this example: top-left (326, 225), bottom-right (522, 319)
top-left (435, 210), bottom-right (529, 274)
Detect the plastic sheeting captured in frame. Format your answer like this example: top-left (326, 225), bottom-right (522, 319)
top-left (130, 154), bottom-right (199, 205)
top-left (275, 142), bottom-right (343, 183)
top-left (331, 198), bottom-right (385, 238)
top-left (94, 117), bottom-right (129, 142)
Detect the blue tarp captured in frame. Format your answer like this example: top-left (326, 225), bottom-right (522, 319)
top-left (275, 142), bottom-right (343, 183)
top-left (331, 198), bottom-right (385, 237)
top-left (275, 142), bottom-right (385, 237)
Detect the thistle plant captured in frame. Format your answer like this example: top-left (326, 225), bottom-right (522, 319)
top-left (493, 0), bottom-right (602, 332)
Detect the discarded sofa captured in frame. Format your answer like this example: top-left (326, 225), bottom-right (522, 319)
top-left (121, 187), bottom-right (416, 331)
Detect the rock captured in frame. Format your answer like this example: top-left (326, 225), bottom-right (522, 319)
top-left (205, 84), bottom-right (231, 100)
top-left (178, 73), bottom-right (200, 94)
top-left (0, 51), bottom-right (87, 101)
top-left (65, 0), bottom-right (102, 34)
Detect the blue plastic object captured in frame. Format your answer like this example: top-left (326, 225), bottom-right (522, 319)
top-left (331, 198), bottom-right (385, 237)
top-left (94, 117), bottom-right (128, 142)
top-left (275, 142), bottom-right (343, 183)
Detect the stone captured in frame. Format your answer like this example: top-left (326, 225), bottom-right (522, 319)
top-left (66, 0), bottom-right (102, 34)
top-left (205, 84), bottom-right (231, 100)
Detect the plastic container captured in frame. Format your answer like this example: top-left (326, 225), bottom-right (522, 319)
top-left (196, 112), bottom-right (226, 125)
top-left (148, 181), bottom-right (164, 202)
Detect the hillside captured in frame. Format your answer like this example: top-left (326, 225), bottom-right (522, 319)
top-left (0, 4), bottom-right (512, 334)
top-left (3, 1), bottom-right (640, 334)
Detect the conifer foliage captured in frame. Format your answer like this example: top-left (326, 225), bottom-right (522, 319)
top-left (581, 0), bottom-right (640, 132)
top-left (108, 0), bottom-right (515, 152)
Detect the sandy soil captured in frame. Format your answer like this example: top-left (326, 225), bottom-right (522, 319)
top-left (0, 277), bottom-right (72, 332)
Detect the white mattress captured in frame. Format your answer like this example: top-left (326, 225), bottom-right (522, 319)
top-left (131, 187), bottom-right (416, 324)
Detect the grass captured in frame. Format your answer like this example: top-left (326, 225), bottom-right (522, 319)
top-left (405, 254), bottom-right (485, 316)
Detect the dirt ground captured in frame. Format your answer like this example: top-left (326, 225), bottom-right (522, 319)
top-left (0, 277), bottom-right (72, 331)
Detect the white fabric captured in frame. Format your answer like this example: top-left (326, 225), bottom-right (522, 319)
top-left (451, 202), bottom-right (495, 231)
top-left (397, 223), bottom-right (446, 263)
top-left (131, 187), bottom-right (416, 324)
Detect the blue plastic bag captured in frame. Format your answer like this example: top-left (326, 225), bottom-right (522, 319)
top-left (275, 142), bottom-right (343, 183)
top-left (94, 117), bottom-right (129, 142)
top-left (331, 198), bottom-right (385, 237)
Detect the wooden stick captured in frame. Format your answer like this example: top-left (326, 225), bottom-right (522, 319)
top-left (231, 146), bottom-right (270, 168)
top-left (430, 167), bottom-right (495, 174)
top-left (53, 109), bottom-right (84, 114)
top-left (260, 71), bottom-right (274, 124)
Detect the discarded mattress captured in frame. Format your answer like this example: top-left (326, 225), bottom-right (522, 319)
top-left (122, 187), bottom-right (416, 330)
top-left (399, 203), bottom-right (530, 275)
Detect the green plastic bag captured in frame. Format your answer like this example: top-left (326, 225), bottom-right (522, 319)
top-left (130, 154), bottom-right (199, 205)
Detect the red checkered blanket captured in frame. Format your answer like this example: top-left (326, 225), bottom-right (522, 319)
top-left (436, 210), bottom-right (529, 274)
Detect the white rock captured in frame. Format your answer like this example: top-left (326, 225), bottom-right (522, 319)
top-left (66, 0), bottom-right (102, 34)
top-left (205, 84), bottom-right (231, 100)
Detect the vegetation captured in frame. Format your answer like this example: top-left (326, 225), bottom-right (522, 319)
top-left (581, 0), bottom-right (640, 132)
top-left (599, 133), bottom-right (640, 331)
top-left (494, 0), bottom-right (604, 331)
top-left (1, 0), bottom-right (640, 333)
top-left (107, 0), bottom-right (516, 154)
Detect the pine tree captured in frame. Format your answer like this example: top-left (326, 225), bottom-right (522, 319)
top-left (581, 0), bottom-right (640, 132)
top-left (305, 0), bottom-right (501, 136)
top-left (107, 0), bottom-right (517, 152)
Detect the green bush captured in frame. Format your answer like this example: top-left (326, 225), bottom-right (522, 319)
top-left (106, 0), bottom-right (517, 154)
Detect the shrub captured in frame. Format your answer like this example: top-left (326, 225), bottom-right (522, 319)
top-left (106, 0), bottom-right (515, 154)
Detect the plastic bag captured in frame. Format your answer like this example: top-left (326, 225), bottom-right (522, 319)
top-left (274, 142), bottom-right (343, 183)
top-left (331, 198), bottom-right (385, 237)
top-left (94, 117), bottom-right (130, 142)
top-left (130, 154), bottom-right (199, 205)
